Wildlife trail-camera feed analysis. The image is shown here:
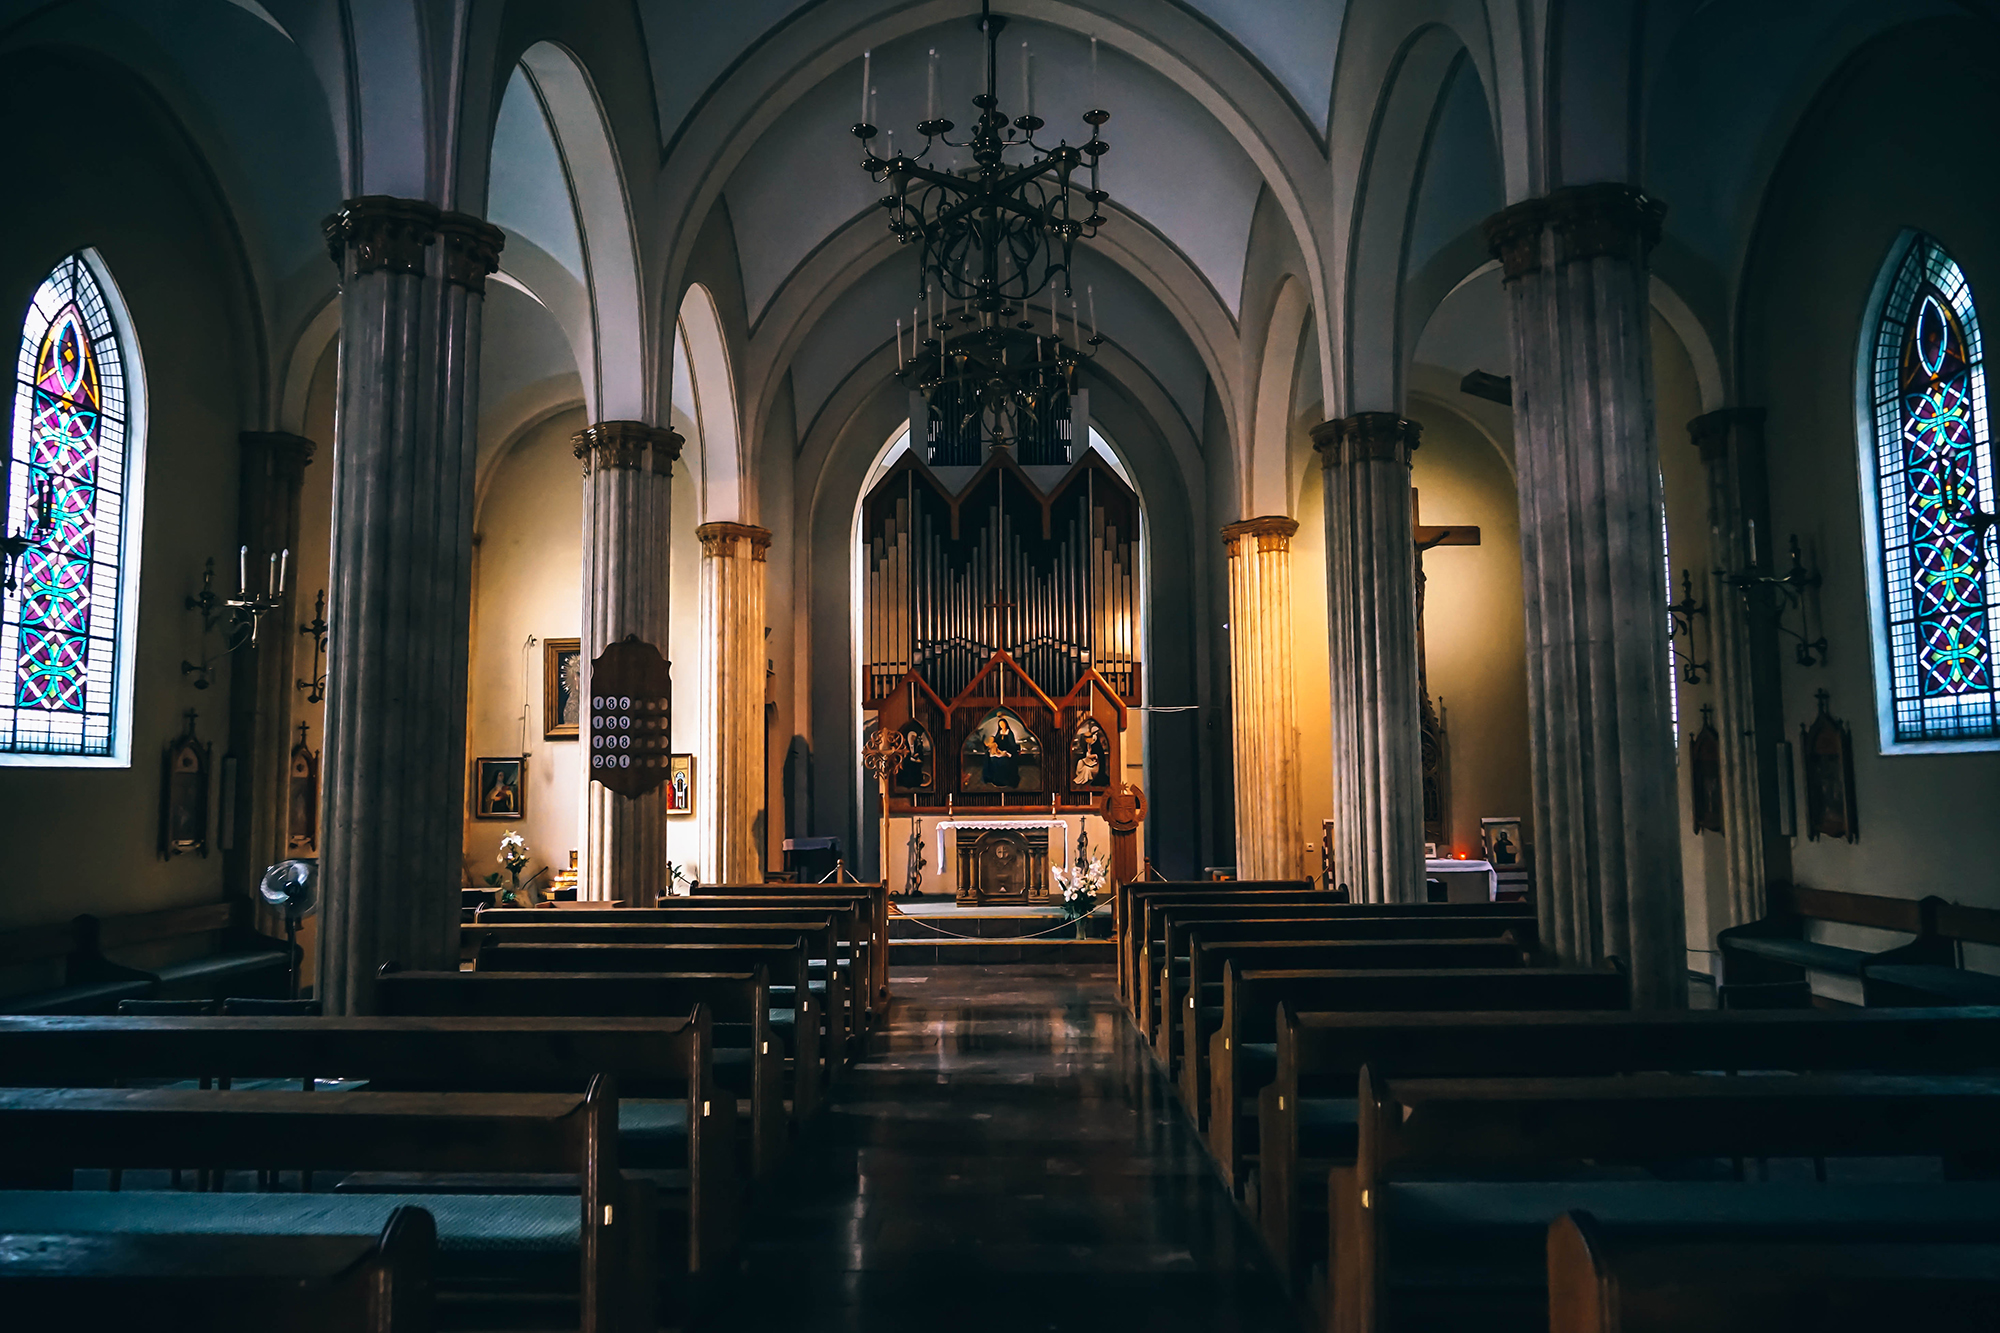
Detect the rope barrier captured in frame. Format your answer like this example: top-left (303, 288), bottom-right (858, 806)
top-left (886, 901), bottom-right (1107, 942)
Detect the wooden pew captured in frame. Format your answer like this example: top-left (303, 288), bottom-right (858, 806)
top-left (1262, 1004), bottom-right (2000, 1290)
top-left (374, 970), bottom-right (791, 1178)
top-left (693, 882), bottom-right (891, 1007)
top-left (467, 920), bottom-right (858, 1069)
top-left (1716, 884), bottom-right (1947, 1008)
top-left (1119, 883), bottom-right (1313, 1001)
top-left (0, 1077), bottom-right (653, 1333)
top-left (1546, 1208), bottom-right (2000, 1333)
top-left (474, 942), bottom-right (826, 1102)
top-left (1209, 965), bottom-right (1629, 1193)
top-left (1167, 937), bottom-right (1530, 1112)
top-left (1, 1202), bottom-right (436, 1332)
top-left (0, 903), bottom-right (294, 1015)
top-left (0, 1013), bottom-right (736, 1280)
top-left (1866, 899), bottom-right (2000, 1006)
top-left (1334, 1068), bottom-right (2000, 1333)
top-left (1143, 909), bottom-right (1536, 1054)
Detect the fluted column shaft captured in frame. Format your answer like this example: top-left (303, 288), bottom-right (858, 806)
top-left (1689, 408), bottom-right (1790, 926)
top-left (1315, 414), bottom-right (1426, 903)
top-left (699, 523), bottom-right (771, 884)
top-left (226, 431), bottom-right (315, 919)
top-left (1485, 184), bottom-right (1686, 1007)
top-left (318, 198), bottom-right (501, 1014)
top-left (1223, 517), bottom-right (1304, 880)
top-left (577, 421), bottom-right (682, 903)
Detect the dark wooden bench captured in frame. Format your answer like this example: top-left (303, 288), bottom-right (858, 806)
top-left (692, 881), bottom-right (891, 1007)
top-left (1717, 884), bottom-right (1948, 1008)
top-left (1209, 965), bottom-right (1630, 1193)
top-left (1547, 1207), bottom-right (2000, 1332)
top-left (1169, 937), bottom-right (1530, 1116)
top-left (0, 1013), bottom-right (735, 1282)
top-left (0, 902), bottom-right (292, 1015)
top-left (1865, 899), bottom-right (2000, 1007)
top-left (1262, 1005), bottom-right (2000, 1292)
top-left (467, 920), bottom-right (856, 1071)
top-left (473, 941), bottom-right (826, 1104)
top-left (1118, 882), bottom-right (1314, 1001)
top-left (0, 1202), bottom-right (436, 1331)
top-left (375, 969), bottom-right (792, 1176)
top-left (0, 1077), bottom-right (653, 1333)
top-left (1335, 1069), bottom-right (2000, 1333)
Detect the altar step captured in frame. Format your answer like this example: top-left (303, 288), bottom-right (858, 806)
top-left (889, 937), bottom-right (1114, 965)
top-left (887, 911), bottom-right (1113, 964)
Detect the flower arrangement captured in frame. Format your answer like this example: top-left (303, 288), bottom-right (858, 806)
top-left (1051, 853), bottom-right (1108, 921)
top-left (496, 830), bottom-right (530, 905)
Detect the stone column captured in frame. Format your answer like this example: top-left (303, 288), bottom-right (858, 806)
top-left (1221, 516), bottom-right (1304, 881)
top-left (318, 198), bottom-right (502, 1014)
top-left (698, 522), bottom-right (771, 885)
top-left (1313, 413), bottom-right (1426, 904)
top-left (1484, 184), bottom-right (1686, 1008)
top-left (1688, 408), bottom-right (1791, 926)
top-left (225, 431), bottom-right (314, 920)
top-left (576, 421), bottom-right (682, 904)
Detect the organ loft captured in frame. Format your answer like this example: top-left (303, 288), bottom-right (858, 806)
top-left (1, 2), bottom-right (1998, 1330)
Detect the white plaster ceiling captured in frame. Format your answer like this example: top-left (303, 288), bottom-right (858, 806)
top-left (1405, 57), bottom-right (1502, 279)
top-left (1412, 266), bottom-right (1509, 380)
top-left (1179, 0), bottom-right (1343, 132)
top-left (489, 66), bottom-right (587, 285)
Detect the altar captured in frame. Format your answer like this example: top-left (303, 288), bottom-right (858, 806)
top-left (934, 818), bottom-right (1069, 906)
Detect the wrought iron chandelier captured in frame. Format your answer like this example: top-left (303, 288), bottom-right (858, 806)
top-left (853, 1), bottom-right (1111, 456)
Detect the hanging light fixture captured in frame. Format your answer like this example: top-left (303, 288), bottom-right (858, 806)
top-left (854, 1), bottom-right (1110, 460)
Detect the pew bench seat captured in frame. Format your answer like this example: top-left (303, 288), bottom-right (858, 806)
top-left (1727, 936), bottom-right (1873, 976)
top-left (146, 949), bottom-right (291, 1001)
top-left (1864, 963), bottom-right (2000, 1006)
top-left (0, 1189), bottom-right (584, 1287)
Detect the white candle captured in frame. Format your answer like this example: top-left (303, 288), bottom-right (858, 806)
top-left (278, 548), bottom-right (289, 595)
top-left (927, 49), bottom-right (938, 122)
top-left (267, 551), bottom-right (277, 596)
top-left (238, 544), bottom-right (248, 593)
top-left (861, 50), bottom-right (871, 123)
top-left (1020, 42), bottom-right (1030, 117)
top-left (895, 317), bottom-right (902, 369)
top-left (1091, 37), bottom-right (1100, 108)
top-left (1089, 285), bottom-right (1098, 340)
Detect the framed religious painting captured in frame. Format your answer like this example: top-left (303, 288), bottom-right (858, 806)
top-left (543, 638), bottom-right (581, 739)
top-left (961, 707), bottom-right (1043, 793)
top-left (1801, 691), bottom-right (1859, 843)
top-left (1689, 710), bottom-right (1724, 835)
top-left (1480, 817), bottom-right (1526, 871)
top-left (666, 754), bottom-right (695, 814)
top-left (889, 720), bottom-right (935, 793)
top-left (475, 756), bottom-right (526, 820)
top-left (1065, 714), bottom-right (1113, 791)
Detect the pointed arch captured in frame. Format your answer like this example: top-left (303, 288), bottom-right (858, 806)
top-left (1248, 276), bottom-right (1312, 517)
top-left (678, 283), bottom-right (745, 523)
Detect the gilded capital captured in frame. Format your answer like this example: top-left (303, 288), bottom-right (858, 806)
top-left (1221, 515), bottom-right (1300, 557)
top-left (573, 421), bottom-right (685, 475)
top-left (697, 522), bottom-right (774, 561)
top-left (1314, 412), bottom-right (1421, 467)
top-left (1482, 197), bottom-right (1549, 281)
top-left (436, 212), bottom-right (505, 291)
top-left (1547, 183), bottom-right (1666, 268)
top-left (1687, 406), bottom-right (1766, 464)
top-left (239, 431), bottom-right (316, 480)
top-left (322, 196), bottom-right (439, 276)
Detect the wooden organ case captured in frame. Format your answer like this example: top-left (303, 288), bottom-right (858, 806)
top-left (862, 448), bottom-right (1142, 901)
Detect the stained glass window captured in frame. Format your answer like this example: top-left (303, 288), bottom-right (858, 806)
top-left (1, 252), bottom-right (144, 763)
top-left (1866, 235), bottom-right (1998, 746)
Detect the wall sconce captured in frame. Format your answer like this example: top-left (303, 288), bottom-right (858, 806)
top-left (1666, 568), bottom-right (1708, 685)
top-left (296, 588), bottom-right (329, 704)
top-left (181, 545), bottom-right (290, 689)
top-left (1, 475), bottom-right (54, 592)
top-left (1730, 534), bottom-right (1826, 666)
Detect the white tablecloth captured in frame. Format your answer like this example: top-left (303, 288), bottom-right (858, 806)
top-left (1425, 857), bottom-right (1497, 902)
top-left (932, 819), bottom-right (1070, 880)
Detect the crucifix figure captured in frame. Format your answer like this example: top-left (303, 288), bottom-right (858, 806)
top-left (1411, 489), bottom-right (1480, 849)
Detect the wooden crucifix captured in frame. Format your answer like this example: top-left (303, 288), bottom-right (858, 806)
top-left (1411, 490), bottom-right (1480, 849)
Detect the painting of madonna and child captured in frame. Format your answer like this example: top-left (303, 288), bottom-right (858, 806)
top-left (961, 708), bottom-right (1044, 793)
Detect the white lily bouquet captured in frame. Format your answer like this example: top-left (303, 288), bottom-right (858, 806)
top-left (497, 830), bottom-right (530, 904)
top-left (1051, 853), bottom-right (1108, 921)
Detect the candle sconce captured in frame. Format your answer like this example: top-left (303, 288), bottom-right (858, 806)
top-left (296, 588), bottom-right (328, 704)
top-left (1730, 534), bottom-right (1827, 666)
top-left (1666, 568), bottom-right (1709, 685)
top-left (1, 475), bottom-right (55, 592)
top-left (181, 545), bottom-right (290, 689)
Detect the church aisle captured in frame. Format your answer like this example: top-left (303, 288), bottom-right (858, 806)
top-left (693, 964), bottom-right (1303, 1332)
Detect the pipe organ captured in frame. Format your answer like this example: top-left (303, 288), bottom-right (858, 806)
top-left (861, 449), bottom-right (1140, 817)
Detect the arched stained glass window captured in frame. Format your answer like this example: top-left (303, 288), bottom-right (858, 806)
top-left (2, 252), bottom-right (145, 764)
top-left (1864, 235), bottom-right (1998, 748)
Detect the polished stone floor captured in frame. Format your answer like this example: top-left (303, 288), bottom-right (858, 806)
top-left (693, 964), bottom-right (1303, 1332)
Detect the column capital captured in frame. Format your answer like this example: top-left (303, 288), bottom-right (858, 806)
top-left (436, 212), bottom-right (505, 291)
top-left (573, 421), bottom-right (684, 475)
top-left (1687, 406), bottom-right (1766, 462)
top-left (1483, 184), bottom-right (1667, 279)
top-left (239, 431), bottom-right (316, 480)
top-left (1313, 412), bottom-right (1422, 466)
top-left (697, 522), bottom-right (773, 561)
top-left (1221, 515), bottom-right (1299, 557)
top-left (322, 196), bottom-right (439, 276)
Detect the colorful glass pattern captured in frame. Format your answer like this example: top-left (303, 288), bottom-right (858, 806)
top-left (3, 254), bottom-right (132, 757)
top-left (1870, 236), bottom-right (1998, 742)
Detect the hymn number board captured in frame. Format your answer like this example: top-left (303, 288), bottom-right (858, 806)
top-left (588, 636), bottom-right (673, 798)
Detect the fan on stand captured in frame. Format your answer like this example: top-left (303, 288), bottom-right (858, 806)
top-left (259, 859), bottom-right (319, 1000)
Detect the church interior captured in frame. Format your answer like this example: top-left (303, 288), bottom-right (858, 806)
top-left (2, 0), bottom-right (2000, 1328)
